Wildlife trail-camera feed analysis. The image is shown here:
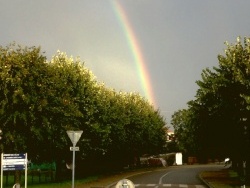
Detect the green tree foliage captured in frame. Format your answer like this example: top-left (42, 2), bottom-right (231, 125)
top-left (172, 37), bottom-right (250, 165)
top-left (0, 43), bottom-right (167, 178)
top-left (0, 44), bottom-right (49, 154)
top-left (172, 109), bottom-right (197, 155)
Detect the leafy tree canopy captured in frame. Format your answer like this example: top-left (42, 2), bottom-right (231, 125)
top-left (172, 37), bottom-right (250, 162)
top-left (0, 43), bottom-right (167, 174)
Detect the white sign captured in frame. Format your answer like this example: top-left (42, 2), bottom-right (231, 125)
top-left (1, 153), bottom-right (28, 188)
top-left (70, 147), bottom-right (79, 151)
top-left (2, 153), bottom-right (27, 169)
top-left (67, 130), bottom-right (83, 188)
top-left (67, 130), bottom-right (83, 146)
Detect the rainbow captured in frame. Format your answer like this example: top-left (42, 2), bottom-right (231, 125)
top-left (111, 1), bottom-right (156, 107)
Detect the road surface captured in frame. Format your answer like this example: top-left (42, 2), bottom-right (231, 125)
top-left (108, 164), bottom-right (224, 188)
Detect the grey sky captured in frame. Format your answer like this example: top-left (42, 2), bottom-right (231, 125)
top-left (1, 0), bottom-right (250, 129)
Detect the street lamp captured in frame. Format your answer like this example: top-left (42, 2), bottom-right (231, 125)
top-left (67, 130), bottom-right (83, 188)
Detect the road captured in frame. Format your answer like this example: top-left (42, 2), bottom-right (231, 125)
top-left (108, 164), bottom-right (224, 188)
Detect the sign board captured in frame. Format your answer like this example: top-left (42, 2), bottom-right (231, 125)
top-left (70, 147), bottom-right (79, 151)
top-left (67, 131), bottom-right (83, 146)
top-left (1, 153), bottom-right (28, 188)
top-left (3, 165), bottom-right (25, 171)
top-left (3, 153), bottom-right (26, 159)
top-left (2, 153), bottom-right (27, 171)
top-left (67, 130), bottom-right (83, 188)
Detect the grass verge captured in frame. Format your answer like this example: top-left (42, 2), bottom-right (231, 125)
top-left (201, 169), bottom-right (250, 188)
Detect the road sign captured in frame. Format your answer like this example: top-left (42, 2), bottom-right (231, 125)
top-left (2, 153), bottom-right (27, 167)
top-left (67, 130), bottom-right (83, 188)
top-left (3, 160), bottom-right (26, 165)
top-left (3, 165), bottom-right (25, 171)
top-left (1, 153), bottom-right (28, 188)
top-left (70, 147), bottom-right (79, 151)
top-left (3, 153), bottom-right (26, 159)
top-left (67, 131), bottom-right (83, 146)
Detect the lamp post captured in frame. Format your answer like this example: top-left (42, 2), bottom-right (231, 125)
top-left (67, 130), bottom-right (83, 188)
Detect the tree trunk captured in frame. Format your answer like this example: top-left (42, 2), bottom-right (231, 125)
top-left (55, 159), bottom-right (63, 182)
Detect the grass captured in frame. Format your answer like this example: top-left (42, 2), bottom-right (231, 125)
top-left (4, 166), bottom-right (250, 188)
top-left (201, 169), bottom-right (250, 188)
top-left (2, 174), bottom-right (101, 188)
top-left (27, 176), bottom-right (100, 188)
top-left (1, 168), bottom-right (147, 188)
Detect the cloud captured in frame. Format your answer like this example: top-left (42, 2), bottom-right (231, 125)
top-left (85, 56), bottom-right (142, 94)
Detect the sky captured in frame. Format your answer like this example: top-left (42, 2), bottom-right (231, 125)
top-left (1, 0), bottom-right (250, 129)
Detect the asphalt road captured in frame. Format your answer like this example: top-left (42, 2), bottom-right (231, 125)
top-left (108, 164), bottom-right (224, 188)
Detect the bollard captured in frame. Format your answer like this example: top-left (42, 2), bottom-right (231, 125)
top-left (115, 179), bottom-right (135, 188)
top-left (13, 183), bottom-right (20, 188)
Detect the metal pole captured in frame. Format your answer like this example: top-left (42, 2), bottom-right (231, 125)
top-left (67, 130), bottom-right (82, 188)
top-left (1, 153), bottom-right (3, 188)
top-left (72, 133), bottom-right (75, 188)
top-left (72, 148), bottom-right (75, 188)
top-left (25, 153), bottom-right (27, 188)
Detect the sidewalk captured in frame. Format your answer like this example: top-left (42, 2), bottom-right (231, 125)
top-left (200, 168), bottom-right (250, 188)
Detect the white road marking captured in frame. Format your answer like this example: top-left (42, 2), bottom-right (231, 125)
top-left (133, 184), bottom-right (206, 187)
top-left (180, 184), bottom-right (188, 187)
top-left (158, 171), bottom-right (173, 184)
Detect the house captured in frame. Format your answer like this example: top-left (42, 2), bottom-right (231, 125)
top-left (166, 130), bottom-right (175, 142)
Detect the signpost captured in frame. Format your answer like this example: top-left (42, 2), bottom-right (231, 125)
top-left (1, 153), bottom-right (28, 188)
top-left (67, 130), bottom-right (83, 188)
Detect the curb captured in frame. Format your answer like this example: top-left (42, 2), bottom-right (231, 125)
top-left (199, 171), bottom-right (214, 188)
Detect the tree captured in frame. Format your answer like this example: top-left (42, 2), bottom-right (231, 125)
top-left (171, 107), bottom-right (204, 162)
top-left (0, 44), bottom-right (49, 154)
top-left (0, 45), bottom-right (97, 181)
top-left (194, 37), bottom-right (250, 162)
top-left (0, 43), bottom-right (168, 180)
top-left (172, 37), bottom-right (250, 182)
top-left (0, 44), bottom-right (50, 183)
